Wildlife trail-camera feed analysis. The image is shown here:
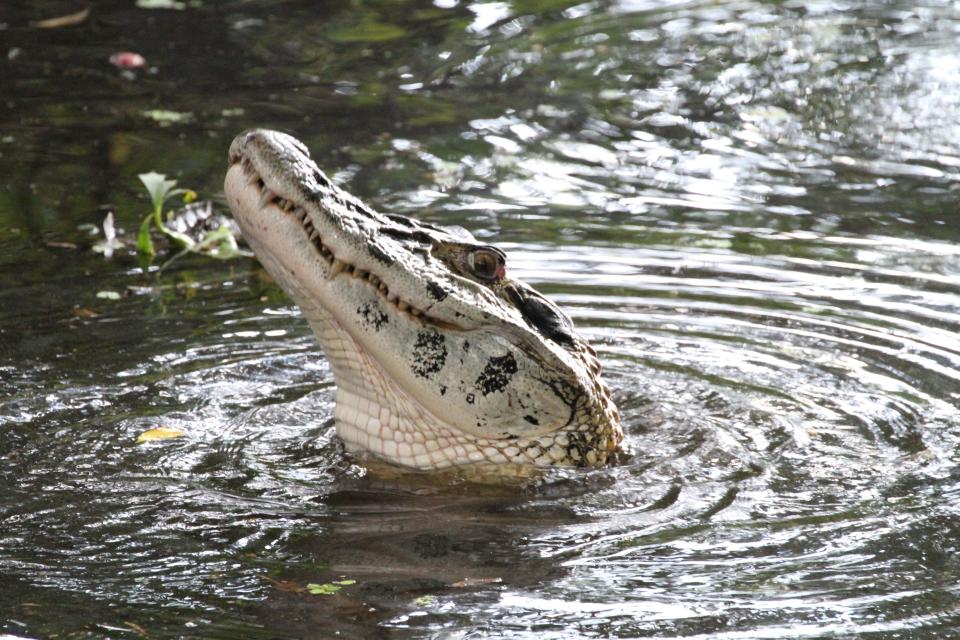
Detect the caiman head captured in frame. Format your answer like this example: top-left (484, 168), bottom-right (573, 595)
top-left (225, 129), bottom-right (622, 474)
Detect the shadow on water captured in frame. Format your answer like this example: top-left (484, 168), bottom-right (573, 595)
top-left (2, 0), bottom-right (960, 638)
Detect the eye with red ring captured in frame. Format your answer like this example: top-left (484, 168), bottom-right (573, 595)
top-left (468, 248), bottom-right (506, 281)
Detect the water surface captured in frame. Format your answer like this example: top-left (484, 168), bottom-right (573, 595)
top-left (2, 1), bottom-right (960, 638)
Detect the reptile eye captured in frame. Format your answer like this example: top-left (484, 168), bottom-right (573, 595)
top-left (468, 248), bottom-right (503, 281)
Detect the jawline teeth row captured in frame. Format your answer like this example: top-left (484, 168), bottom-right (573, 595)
top-left (246, 166), bottom-right (429, 321)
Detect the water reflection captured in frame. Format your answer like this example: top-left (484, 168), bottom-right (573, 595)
top-left (2, 0), bottom-right (960, 638)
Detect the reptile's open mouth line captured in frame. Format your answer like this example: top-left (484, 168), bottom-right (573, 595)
top-left (233, 158), bottom-right (462, 331)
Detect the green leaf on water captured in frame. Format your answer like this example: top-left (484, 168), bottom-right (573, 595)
top-left (329, 18), bottom-right (407, 43)
top-left (162, 227), bottom-right (197, 250)
top-left (306, 579), bottom-right (356, 595)
top-left (197, 224), bottom-right (242, 260)
top-left (306, 583), bottom-right (340, 595)
top-left (137, 213), bottom-right (155, 259)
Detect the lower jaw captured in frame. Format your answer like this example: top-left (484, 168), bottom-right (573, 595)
top-left (333, 387), bottom-right (516, 471)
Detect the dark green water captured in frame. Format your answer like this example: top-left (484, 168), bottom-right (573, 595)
top-left (3, 1), bottom-right (960, 638)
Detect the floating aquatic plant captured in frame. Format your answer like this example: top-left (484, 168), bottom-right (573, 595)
top-left (135, 171), bottom-right (243, 266)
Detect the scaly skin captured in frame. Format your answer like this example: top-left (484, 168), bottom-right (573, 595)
top-left (225, 129), bottom-right (622, 474)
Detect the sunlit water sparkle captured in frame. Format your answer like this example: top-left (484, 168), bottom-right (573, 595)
top-left (2, 0), bottom-right (960, 638)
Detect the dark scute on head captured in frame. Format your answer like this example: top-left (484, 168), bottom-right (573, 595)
top-left (411, 230), bottom-right (435, 245)
top-left (505, 283), bottom-right (577, 348)
top-left (386, 213), bottom-right (415, 227)
top-left (307, 187), bottom-right (326, 204)
top-left (312, 169), bottom-right (330, 188)
top-left (368, 241), bottom-right (395, 265)
top-left (347, 199), bottom-right (378, 220)
top-left (426, 280), bottom-right (448, 302)
top-left (381, 227), bottom-right (416, 242)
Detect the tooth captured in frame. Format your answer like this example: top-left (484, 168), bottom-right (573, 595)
top-left (410, 308), bottom-right (422, 317)
top-left (387, 294), bottom-right (398, 304)
top-left (397, 300), bottom-right (409, 312)
top-left (328, 259), bottom-right (347, 279)
top-left (369, 275), bottom-right (380, 286)
top-left (379, 282), bottom-right (388, 293)
top-left (355, 269), bottom-right (367, 279)
top-left (309, 228), bottom-right (320, 241)
top-left (259, 187), bottom-right (276, 208)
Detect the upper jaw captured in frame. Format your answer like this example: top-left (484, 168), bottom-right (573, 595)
top-left (225, 130), bottom-right (506, 333)
top-left (225, 130), bottom-right (587, 366)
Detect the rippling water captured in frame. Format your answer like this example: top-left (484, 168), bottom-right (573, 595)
top-left (2, 1), bottom-right (960, 638)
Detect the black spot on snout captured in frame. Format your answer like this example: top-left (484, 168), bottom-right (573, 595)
top-left (427, 280), bottom-right (448, 302)
top-left (382, 227), bottom-right (416, 242)
top-left (524, 415), bottom-right (539, 426)
top-left (307, 188), bottom-right (324, 204)
top-left (411, 329), bottom-right (447, 378)
top-left (386, 213), bottom-right (415, 227)
top-left (412, 231), bottom-right (435, 245)
top-left (505, 283), bottom-right (577, 347)
top-left (368, 241), bottom-right (395, 266)
top-left (347, 199), bottom-right (379, 220)
top-left (475, 353), bottom-right (518, 396)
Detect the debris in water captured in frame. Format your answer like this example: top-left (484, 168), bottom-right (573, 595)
top-left (30, 7), bottom-right (91, 29)
top-left (110, 52), bottom-right (146, 69)
top-left (306, 579), bottom-right (356, 595)
top-left (136, 427), bottom-right (186, 443)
